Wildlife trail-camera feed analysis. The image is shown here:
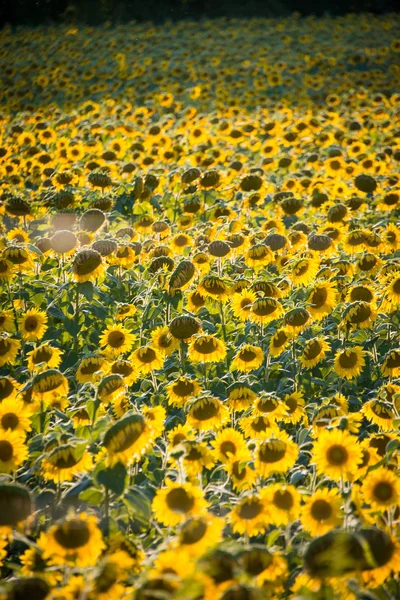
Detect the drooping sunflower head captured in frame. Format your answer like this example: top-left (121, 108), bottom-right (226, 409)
top-left (187, 396), bottom-right (230, 431)
top-left (284, 307), bottom-right (312, 332)
top-left (72, 248), bottom-right (104, 282)
top-left (166, 376), bottom-right (202, 407)
top-left (188, 334), bottom-right (227, 364)
top-left (0, 483), bottom-right (32, 528)
top-left (169, 314), bottom-right (201, 340)
top-left (231, 344), bottom-right (264, 373)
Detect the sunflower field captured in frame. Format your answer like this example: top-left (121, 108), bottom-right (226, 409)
top-left (0, 11), bottom-right (400, 600)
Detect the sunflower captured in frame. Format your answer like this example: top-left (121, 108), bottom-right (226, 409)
top-left (300, 337), bottom-right (330, 368)
top-left (359, 532), bottom-right (400, 588)
top-left (312, 429), bottom-right (363, 482)
top-left (300, 488), bottom-right (343, 536)
top-left (0, 336), bottom-right (21, 367)
top-left (151, 326), bottom-right (180, 356)
top-left (0, 376), bottom-right (18, 402)
top-left (280, 390), bottom-right (306, 424)
top-left (229, 494), bottom-right (269, 536)
top-left (71, 248), bottom-right (104, 282)
top-left (255, 432), bottom-right (299, 477)
top-left (42, 444), bottom-right (93, 482)
top-left (249, 297), bottom-right (284, 325)
top-left (346, 282), bottom-right (375, 305)
top-left (31, 369), bottom-right (69, 404)
top-left (0, 310), bottom-right (14, 333)
top-left (231, 289), bottom-right (257, 321)
top-left (381, 349), bottom-right (400, 377)
top-left (225, 457), bottom-right (257, 491)
top-left (177, 515), bottom-right (224, 556)
top-left (231, 345), bottom-right (264, 373)
top-left (20, 541), bottom-right (61, 586)
top-left (0, 397), bottom-right (31, 436)
top-left (39, 513), bottom-right (105, 568)
top-left (361, 467), bottom-right (400, 510)
top-left (227, 382), bottom-right (257, 411)
top-left (171, 440), bottom-right (215, 477)
top-left (362, 399), bottom-right (394, 429)
top-left (152, 479), bottom-right (208, 527)
top-left (211, 428), bottom-right (249, 463)
top-left (342, 301), bottom-right (377, 330)
top-left (76, 355), bottom-right (106, 383)
top-left (142, 405), bottom-right (166, 439)
top-left (109, 359), bottom-right (137, 386)
top-left (166, 376), bottom-right (202, 408)
top-left (0, 429), bottom-right (28, 473)
top-left (102, 413), bottom-right (154, 466)
top-left (334, 346), bottom-right (366, 380)
top-left (115, 303), bottom-right (137, 320)
top-left (198, 275), bottom-right (230, 303)
top-left (99, 324), bottom-right (136, 358)
top-left (130, 345), bottom-right (164, 374)
top-left (19, 308), bottom-right (48, 342)
top-left (284, 307), bottom-right (312, 333)
top-left (262, 484), bottom-right (301, 526)
top-left (26, 344), bottom-right (63, 372)
top-left (287, 256), bottom-right (319, 286)
top-left (269, 328), bottom-right (292, 357)
top-left (307, 281), bottom-right (337, 319)
top-left (253, 393), bottom-right (285, 420)
top-left (244, 244), bottom-right (273, 270)
top-left (188, 334), bottom-right (227, 364)
top-left (239, 413), bottom-right (278, 440)
top-left (187, 289), bottom-right (207, 313)
top-left (2, 246), bottom-right (34, 272)
top-left (187, 396), bottom-right (230, 431)
top-left (0, 257), bottom-right (15, 281)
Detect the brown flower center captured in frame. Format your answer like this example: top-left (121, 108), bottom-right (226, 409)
top-left (0, 440), bottom-right (13, 462)
top-left (273, 490), bottom-right (294, 511)
top-left (310, 499), bottom-right (332, 521)
top-left (166, 488), bottom-right (194, 513)
top-left (238, 498), bottom-right (263, 520)
top-left (53, 519), bottom-right (91, 549)
top-left (326, 444), bottom-right (348, 466)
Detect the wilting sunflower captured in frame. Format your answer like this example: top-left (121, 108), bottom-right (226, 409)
top-left (334, 346), bottom-right (366, 379)
top-left (300, 488), bottom-right (343, 536)
top-left (0, 398), bottom-right (31, 436)
top-left (244, 244), bottom-right (273, 270)
top-left (42, 444), bottom-right (93, 482)
top-left (26, 344), bottom-right (63, 372)
top-left (307, 281), bottom-right (337, 320)
top-left (152, 479), bottom-right (208, 526)
top-left (102, 413), bottom-right (153, 466)
top-left (381, 348), bottom-right (400, 377)
top-left (187, 396), bottom-right (230, 431)
top-left (198, 275), bottom-right (230, 303)
top-left (361, 467), bottom-right (400, 510)
top-left (225, 457), bottom-right (258, 491)
top-left (229, 493), bottom-right (269, 536)
top-left (231, 344), bottom-right (264, 372)
top-left (187, 289), bottom-right (207, 313)
top-left (0, 336), bottom-right (21, 367)
top-left (249, 297), bottom-right (284, 325)
top-left (151, 325), bottom-right (180, 356)
top-left (2, 246), bottom-right (34, 272)
top-left (31, 369), bottom-right (69, 404)
top-left (342, 301), bottom-right (377, 330)
top-left (71, 248), bottom-right (104, 282)
top-left (361, 534), bottom-right (400, 588)
top-left (99, 324), bottom-right (136, 358)
top-left (255, 432), bottom-right (299, 477)
top-left (231, 289), bottom-right (257, 321)
top-left (284, 307), bottom-right (312, 333)
top-left (142, 406), bottom-right (166, 439)
top-left (211, 428), bottom-right (249, 463)
top-left (166, 376), bottom-right (202, 408)
top-left (76, 354), bottom-right (106, 383)
top-left (188, 334), bottom-right (227, 364)
top-left (0, 429), bottom-right (28, 473)
top-left (0, 258), bottom-right (15, 281)
top-left (240, 413), bottom-right (279, 440)
top-left (300, 337), bottom-right (330, 368)
top-left (269, 328), bottom-right (292, 357)
top-left (253, 393), bottom-right (285, 420)
top-left (170, 440), bottom-right (214, 477)
top-left (312, 429), bottom-right (363, 482)
top-left (115, 303), bottom-right (137, 320)
top-left (177, 515), bottom-right (224, 556)
top-left (20, 540), bottom-right (61, 586)
top-left (362, 399), bottom-right (394, 428)
top-left (19, 309), bottom-right (48, 342)
top-left (262, 484), bottom-right (301, 526)
top-left (109, 359), bottom-right (137, 385)
top-left (130, 345), bottom-right (164, 374)
top-left (39, 513), bottom-right (105, 567)
top-left (227, 382), bottom-right (257, 412)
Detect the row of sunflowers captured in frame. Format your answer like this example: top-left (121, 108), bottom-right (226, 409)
top-left (0, 10), bottom-right (400, 600)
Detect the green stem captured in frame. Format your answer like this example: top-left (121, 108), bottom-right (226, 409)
top-left (73, 285), bottom-right (80, 353)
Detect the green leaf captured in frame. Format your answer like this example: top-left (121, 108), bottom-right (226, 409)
top-left (96, 462), bottom-right (127, 496)
top-left (79, 487), bottom-right (104, 506)
top-left (78, 281), bottom-right (94, 301)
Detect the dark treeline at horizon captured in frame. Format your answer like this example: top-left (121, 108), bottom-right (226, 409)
top-left (1, 0), bottom-right (399, 27)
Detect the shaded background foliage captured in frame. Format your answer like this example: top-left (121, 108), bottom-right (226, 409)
top-left (0, 0), bottom-right (399, 26)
